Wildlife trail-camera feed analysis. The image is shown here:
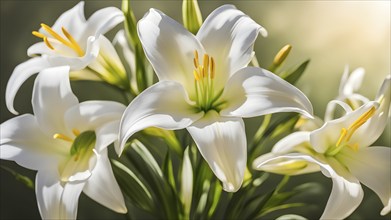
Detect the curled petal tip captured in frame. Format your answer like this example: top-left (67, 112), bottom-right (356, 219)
top-left (223, 182), bottom-right (239, 192)
top-left (380, 198), bottom-right (391, 216)
top-left (259, 26), bottom-right (268, 37)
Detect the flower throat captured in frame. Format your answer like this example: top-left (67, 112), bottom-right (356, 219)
top-left (193, 50), bottom-right (224, 112)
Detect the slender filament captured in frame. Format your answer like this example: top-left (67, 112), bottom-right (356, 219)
top-left (32, 23), bottom-right (84, 56)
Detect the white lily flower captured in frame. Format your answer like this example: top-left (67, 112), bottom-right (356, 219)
top-left (1, 66), bottom-right (127, 219)
top-left (6, 1), bottom-right (126, 115)
top-left (118, 5), bottom-right (313, 192)
top-left (253, 75), bottom-right (391, 219)
top-left (324, 66), bottom-right (369, 121)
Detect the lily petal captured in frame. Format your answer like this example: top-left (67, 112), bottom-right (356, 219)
top-left (324, 99), bottom-right (353, 122)
top-left (0, 114), bottom-right (65, 170)
top-left (118, 81), bottom-right (204, 155)
top-left (95, 120), bottom-right (121, 152)
top-left (220, 67), bottom-right (313, 118)
top-left (32, 66), bottom-right (79, 136)
top-left (45, 35), bottom-right (100, 70)
top-left (83, 6), bottom-right (124, 40)
top-left (321, 156), bottom-right (364, 220)
top-left (47, 2), bottom-right (86, 40)
top-left (87, 35), bottom-right (126, 82)
top-left (36, 170), bottom-right (86, 219)
top-left (69, 68), bottom-right (102, 81)
top-left (83, 149), bottom-right (127, 213)
top-left (310, 101), bottom-right (378, 153)
top-left (60, 182), bottom-right (86, 219)
top-left (257, 154), bottom-right (363, 219)
top-left (187, 110), bottom-right (246, 192)
top-left (64, 100), bottom-right (125, 132)
top-left (36, 170), bottom-right (63, 219)
top-left (355, 75), bottom-right (391, 147)
top-left (6, 57), bottom-right (50, 114)
top-left (339, 146), bottom-right (391, 215)
top-left (197, 5), bottom-right (267, 83)
top-left (272, 131), bottom-right (311, 153)
top-left (339, 66), bottom-right (365, 96)
top-left (252, 153), bottom-right (319, 176)
top-left (137, 8), bottom-right (204, 91)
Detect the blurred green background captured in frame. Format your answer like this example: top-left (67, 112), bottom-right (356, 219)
top-left (1, 0), bottom-right (390, 219)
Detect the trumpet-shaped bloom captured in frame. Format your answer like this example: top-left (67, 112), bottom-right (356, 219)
top-left (253, 75), bottom-right (390, 219)
top-left (118, 5), bottom-right (313, 192)
top-left (6, 1), bottom-right (126, 115)
top-left (1, 66), bottom-right (127, 219)
top-left (324, 66), bottom-right (369, 121)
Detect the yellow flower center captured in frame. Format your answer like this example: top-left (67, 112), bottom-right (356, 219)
top-left (32, 23), bottom-right (85, 56)
top-left (192, 50), bottom-right (224, 112)
top-left (327, 106), bottom-right (376, 156)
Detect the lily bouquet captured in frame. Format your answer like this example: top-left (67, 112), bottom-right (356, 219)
top-left (1, 1), bottom-right (390, 219)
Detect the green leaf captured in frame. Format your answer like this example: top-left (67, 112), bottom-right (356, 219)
top-left (249, 113), bottom-right (299, 162)
top-left (122, 0), bottom-right (153, 93)
top-left (124, 139), bottom-right (180, 219)
top-left (162, 150), bottom-right (176, 189)
top-left (1, 165), bottom-right (34, 189)
top-left (182, 0), bottom-right (203, 34)
top-left (279, 60), bottom-right (310, 85)
top-left (121, 0), bottom-right (139, 49)
top-left (111, 159), bottom-right (154, 211)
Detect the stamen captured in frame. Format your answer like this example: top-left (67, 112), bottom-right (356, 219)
top-left (332, 106), bottom-right (376, 156)
top-left (53, 133), bottom-right (73, 142)
top-left (191, 50), bottom-right (222, 111)
top-left (210, 57), bottom-right (215, 79)
top-left (61, 27), bottom-right (84, 56)
top-left (336, 128), bottom-right (347, 147)
top-left (194, 50), bottom-right (199, 68)
top-left (43, 37), bottom-right (55, 50)
top-left (345, 106), bottom-right (376, 141)
top-left (34, 23), bottom-right (84, 56)
top-left (32, 31), bottom-right (45, 38)
top-left (193, 70), bottom-right (200, 81)
top-left (41, 23), bottom-right (70, 46)
top-left (203, 54), bottom-right (209, 75)
top-left (72, 129), bottom-right (81, 136)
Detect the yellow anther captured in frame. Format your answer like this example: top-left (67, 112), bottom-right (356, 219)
top-left (197, 66), bottom-right (204, 78)
top-left (43, 37), bottom-right (55, 50)
top-left (53, 133), bottom-right (73, 142)
top-left (210, 57), bottom-right (215, 79)
top-left (203, 54), bottom-right (209, 73)
top-left (334, 106), bottom-right (376, 152)
top-left (32, 31), bottom-right (45, 38)
top-left (61, 27), bottom-right (84, 56)
top-left (345, 106), bottom-right (376, 141)
top-left (41, 23), bottom-right (70, 46)
top-left (72, 129), bottom-right (81, 136)
top-left (194, 50), bottom-right (199, 68)
top-left (35, 23), bottom-right (84, 56)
